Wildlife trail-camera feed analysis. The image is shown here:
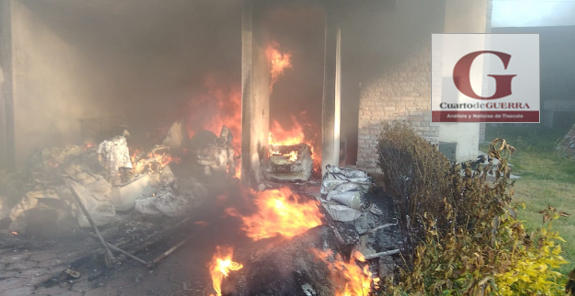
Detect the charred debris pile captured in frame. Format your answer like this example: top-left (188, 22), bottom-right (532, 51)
top-left (0, 120), bottom-right (403, 295)
top-left (208, 166), bottom-right (401, 296)
top-left (0, 121), bottom-right (238, 269)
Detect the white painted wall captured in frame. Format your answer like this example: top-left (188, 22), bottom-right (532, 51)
top-left (438, 0), bottom-right (488, 161)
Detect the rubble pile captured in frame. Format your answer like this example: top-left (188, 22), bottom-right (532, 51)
top-left (161, 120), bottom-right (189, 154)
top-left (319, 165), bottom-right (400, 274)
top-left (221, 166), bottom-right (401, 295)
top-left (189, 125), bottom-right (237, 177)
top-left (221, 226), bottom-right (340, 296)
top-left (320, 165), bottom-right (371, 212)
top-left (0, 123), bottom-right (217, 236)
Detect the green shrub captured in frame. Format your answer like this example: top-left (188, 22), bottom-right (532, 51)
top-left (376, 122), bottom-right (453, 266)
top-left (376, 122), bottom-right (569, 295)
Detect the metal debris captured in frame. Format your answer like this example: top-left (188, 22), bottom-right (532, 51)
top-left (263, 143), bottom-right (313, 182)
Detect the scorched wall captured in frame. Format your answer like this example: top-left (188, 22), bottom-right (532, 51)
top-left (11, 0), bottom-right (103, 166)
top-left (4, 0), bottom-right (241, 167)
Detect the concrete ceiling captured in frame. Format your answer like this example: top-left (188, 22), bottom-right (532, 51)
top-left (18, 0), bottom-right (240, 55)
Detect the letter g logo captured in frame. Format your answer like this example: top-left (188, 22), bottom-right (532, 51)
top-left (453, 51), bottom-right (517, 100)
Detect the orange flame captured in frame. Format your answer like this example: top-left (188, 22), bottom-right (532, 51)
top-left (194, 220), bottom-right (209, 227)
top-left (152, 151), bottom-right (180, 167)
top-left (312, 249), bottom-right (375, 296)
top-left (129, 147), bottom-right (180, 173)
top-left (130, 148), bottom-right (142, 163)
top-left (226, 187), bottom-right (323, 241)
top-left (185, 75), bottom-right (242, 178)
top-left (286, 151), bottom-right (298, 162)
top-left (83, 140), bottom-right (95, 151)
top-left (186, 75), bottom-right (242, 148)
top-left (209, 246), bottom-right (243, 296)
top-left (269, 117), bottom-right (306, 147)
top-left (269, 115), bottom-right (321, 170)
top-left (266, 42), bottom-right (292, 92)
top-left (268, 117), bottom-right (305, 162)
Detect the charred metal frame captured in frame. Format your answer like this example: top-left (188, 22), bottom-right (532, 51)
top-left (263, 143), bottom-right (313, 182)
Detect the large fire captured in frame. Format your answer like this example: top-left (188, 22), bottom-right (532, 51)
top-left (269, 116), bottom-right (306, 147)
top-left (266, 41), bottom-right (304, 163)
top-left (312, 249), bottom-right (377, 296)
top-left (128, 146), bottom-right (181, 175)
top-left (268, 118), bottom-right (306, 163)
top-left (127, 74), bottom-right (242, 178)
top-left (268, 115), bottom-right (320, 170)
top-left (208, 246), bottom-right (244, 296)
top-left (226, 187), bottom-right (323, 241)
top-left (185, 74), bottom-right (242, 177)
top-left (266, 41), bottom-right (292, 92)
top-left (186, 75), bottom-right (242, 150)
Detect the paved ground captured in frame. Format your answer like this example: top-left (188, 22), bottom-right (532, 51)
top-left (0, 181), bottom-right (320, 296)
top-left (0, 217), bottom-right (243, 296)
top-left (0, 245), bottom-right (86, 296)
top-left (0, 195), bottom-right (248, 296)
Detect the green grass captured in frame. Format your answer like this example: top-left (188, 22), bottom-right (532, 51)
top-left (484, 123), bottom-right (575, 275)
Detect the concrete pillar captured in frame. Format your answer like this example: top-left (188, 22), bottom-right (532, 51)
top-left (321, 8), bottom-right (341, 176)
top-left (0, 0), bottom-right (15, 169)
top-left (439, 0), bottom-right (489, 161)
top-left (478, 0), bottom-right (493, 143)
top-left (241, 0), bottom-right (270, 188)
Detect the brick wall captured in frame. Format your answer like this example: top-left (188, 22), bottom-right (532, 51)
top-left (342, 0), bottom-right (446, 171)
top-left (354, 0), bottom-right (493, 169)
top-left (485, 0), bottom-right (493, 33)
top-left (356, 43), bottom-right (439, 170)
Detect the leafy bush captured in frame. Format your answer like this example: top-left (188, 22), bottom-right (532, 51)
top-left (376, 122), bottom-right (453, 266)
top-left (376, 122), bottom-right (569, 295)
